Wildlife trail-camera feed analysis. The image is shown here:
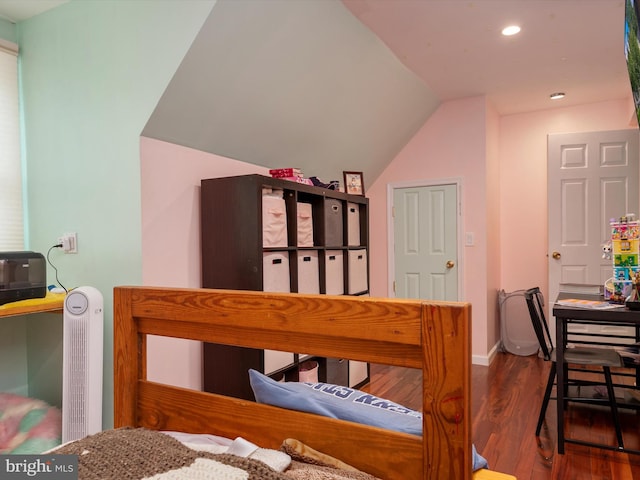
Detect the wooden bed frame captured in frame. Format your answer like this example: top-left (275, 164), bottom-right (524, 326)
top-left (113, 286), bottom-right (472, 479)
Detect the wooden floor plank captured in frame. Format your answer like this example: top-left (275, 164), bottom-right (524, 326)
top-left (364, 352), bottom-right (640, 479)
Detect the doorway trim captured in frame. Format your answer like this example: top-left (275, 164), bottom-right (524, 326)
top-left (386, 177), bottom-right (464, 300)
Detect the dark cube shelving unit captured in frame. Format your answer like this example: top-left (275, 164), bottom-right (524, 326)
top-left (201, 174), bottom-right (370, 400)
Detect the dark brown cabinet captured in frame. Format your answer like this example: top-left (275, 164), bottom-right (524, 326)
top-left (201, 174), bottom-right (369, 400)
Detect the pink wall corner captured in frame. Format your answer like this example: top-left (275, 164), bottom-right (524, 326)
top-left (485, 100), bottom-right (501, 355)
top-left (140, 136), bottom-right (268, 390)
top-left (368, 95), bottom-right (634, 362)
top-left (498, 98), bottom-right (635, 302)
top-left (367, 96), bottom-right (490, 359)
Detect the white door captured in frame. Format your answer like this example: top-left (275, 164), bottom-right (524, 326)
top-left (548, 129), bottom-right (639, 337)
top-left (392, 183), bottom-right (458, 301)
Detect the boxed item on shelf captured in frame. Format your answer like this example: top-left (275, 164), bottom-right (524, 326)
top-left (297, 251), bottom-right (320, 294)
top-left (263, 252), bottom-right (290, 292)
top-left (262, 194), bottom-right (288, 248)
top-left (297, 202), bottom-right (314, 247)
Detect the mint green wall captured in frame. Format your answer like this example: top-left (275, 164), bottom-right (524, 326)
top-left (0, 17), bottom-right (16, 42)
top-left (0, 18), bottom-right (25, 401)
top-left (0, 317), bottom-right (29, 396)
top-left (15, 0), bottom-right (215, 428)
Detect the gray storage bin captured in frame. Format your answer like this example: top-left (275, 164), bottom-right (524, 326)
top-left (498, 289), bottom-right (540, 356)
top-left (325, 358), bottom-right (348, 385)
top-left (324, 199), bottom-right (343, 246)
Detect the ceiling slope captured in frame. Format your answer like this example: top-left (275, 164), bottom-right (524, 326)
top-left (142, 0), bottom-right (440, 184)
top-left (343, 0), bottom-right (630, 116)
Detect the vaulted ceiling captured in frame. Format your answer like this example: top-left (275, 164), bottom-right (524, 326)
top-left (4, 0), bottom-right (626, 186)
top-left (344, 0), bottom-right (629, 116)
top-left (142, 0), bottom-right (439, 184)
top-left (142, 0), bottom-right (630, 185)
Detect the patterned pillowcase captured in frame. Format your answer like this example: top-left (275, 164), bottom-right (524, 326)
top-left (249, 369), bottom-right (422, 435)
top-left (249, 369), bottom-right (489, 471)
top-left (0, 392), bottom-right (61, 453)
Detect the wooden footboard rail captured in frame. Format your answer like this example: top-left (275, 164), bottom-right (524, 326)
top-left (113, 286), bottom-right (472, 479)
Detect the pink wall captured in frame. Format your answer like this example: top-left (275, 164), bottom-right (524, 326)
top-left (368, 95), bottom-right (636, 362)
top-left (499, 98), bottom-right (636, 298)
top-left (140, 96), bottom-right (636, 375)
top-left (140, 136), bottom-right (268, 389)
top-left (367, 96), bottom-right (491, 361)
top-left (140, 137), bottom-right (268, 287)
top-left (485, 101), bottom-right (501, 356)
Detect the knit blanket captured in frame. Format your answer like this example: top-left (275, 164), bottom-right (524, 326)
top-left (53, 428), bottom-right (378, 480)
top-left (54, 428), bottom-right (288, 480)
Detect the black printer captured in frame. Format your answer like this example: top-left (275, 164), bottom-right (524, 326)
top-left (0, 251), bottom-right (47, 305)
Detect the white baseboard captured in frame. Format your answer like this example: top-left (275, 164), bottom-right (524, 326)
top-left (472, 342), bottom-right (500, 366)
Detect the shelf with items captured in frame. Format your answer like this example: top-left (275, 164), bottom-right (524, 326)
top-left (271, 355), bottom-right (368, 390)
top-left (0, 292), bottom-right (65, 318)
top-left (201, 174), bottom-right (370, 400)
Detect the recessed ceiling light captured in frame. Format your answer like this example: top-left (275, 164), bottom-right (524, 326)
top-left (550, 92), bottom-right (566, 100)
top-left (502, 25), bottom-right (521, 36)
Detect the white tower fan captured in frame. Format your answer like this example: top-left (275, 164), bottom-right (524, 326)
top-left (62, 286), bottom-right (104, 443)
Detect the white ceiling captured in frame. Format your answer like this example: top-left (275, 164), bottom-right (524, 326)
top-left (343, 0), bottom-right (630, 116)
top-left (0, 0), bottom-right (67, 23)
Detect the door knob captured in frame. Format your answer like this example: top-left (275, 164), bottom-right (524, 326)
top-left (446, 260), bottom-right (455, 269)
top-left (552, 251), bottom-right (561, 259)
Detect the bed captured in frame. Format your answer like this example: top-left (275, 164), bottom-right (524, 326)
top-left (90, 285), bottom-right (494, 479)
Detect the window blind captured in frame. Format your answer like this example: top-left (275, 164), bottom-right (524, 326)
top-left (0, 42), bottom-right (23, 251)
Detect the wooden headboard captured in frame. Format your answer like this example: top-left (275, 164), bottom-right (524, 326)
top-left (113, 286), bottom-right (472, 479)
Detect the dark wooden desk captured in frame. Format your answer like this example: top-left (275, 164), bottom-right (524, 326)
top-left (553, 292), bottom-right (640, 454)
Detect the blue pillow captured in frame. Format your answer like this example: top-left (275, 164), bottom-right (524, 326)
top-left (248, 369), bottom-right (489, 471)
top-left (249, 369), bottom-right (422, 435)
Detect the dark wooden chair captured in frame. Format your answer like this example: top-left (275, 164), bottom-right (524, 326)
top-left (524, 287), bottom-right (625, 450)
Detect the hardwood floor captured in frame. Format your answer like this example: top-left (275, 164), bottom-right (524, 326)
top-left (365, 352), bottom-right (640, 479)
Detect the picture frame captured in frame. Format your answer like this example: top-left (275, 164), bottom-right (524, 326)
top-left (343, 171), bottom-right (365, 196)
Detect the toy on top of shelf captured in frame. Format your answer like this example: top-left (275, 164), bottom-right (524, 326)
top-left (608, 214), bottom-right (640, 303)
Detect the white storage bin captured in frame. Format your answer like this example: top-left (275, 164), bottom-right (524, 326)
top-left (263, 252), bottom-right (290, 292)
top-left (347, 202), bottom-right (360, 246)
top-left (348, 360), bottom-right (368, 387)
top-left (297, 202), bottom-right (314, 247)
top-left (324, 250), bottom-right (344, 295)
top-left (264, 350), bottom-right (295, 375)
top-left (298, 360), bottom-right (319, 383)
top-left (297, 251), bottom-right (320, 294)
top-left (347, 249), bottom-right (368, 294)
top-left (262, 195), bottom-right (288, 247)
